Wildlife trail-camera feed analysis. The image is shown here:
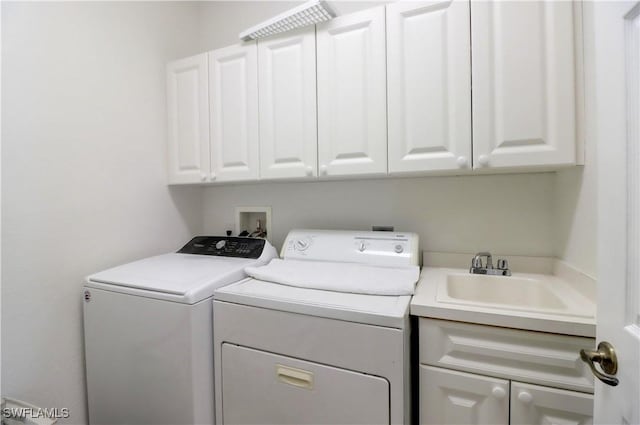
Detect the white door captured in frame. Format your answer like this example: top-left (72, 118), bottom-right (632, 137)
top-left (209, 43), bottom-right (259, 182)
top-left (510, 382), bottom-right (593, 425)
top-left (316, 6), bottom-right (387, 178)
top-left (221, 343), bottom-right (389, 425)
top-left (471, 1), bottom-right (577, 169)
top-left (387, 0), bottom-right (471, 174)
top-left (258, 27), bottom-right (317, 180)
top-left (166, 54), bottom-right (210, 184)
top-left (420, 365), bottom-right (509, 425)
top-left (588, 1), bottom-right (640, 424)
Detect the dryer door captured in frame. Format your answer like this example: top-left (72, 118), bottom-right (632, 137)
top-left (221, 343), bottom-right (390, 424)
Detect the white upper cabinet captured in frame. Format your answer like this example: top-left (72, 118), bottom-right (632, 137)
top-left (316, 6), bottom-right (387, 178)
top-left (166, 54), bottom-right (210, 184)
top-left (258, 27), bottom-right (318, 180)
top-left (387, 0), bottom-right (472, 174)
top-left (209, 43), bottom-right (259, 182)
top-left (471, 1), bottom-right (577, 169)
top-left (167, 1), bottom-right (584, 186)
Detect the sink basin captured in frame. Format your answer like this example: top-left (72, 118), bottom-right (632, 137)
top-left (412, 266), bottom-right (597, 337)
top-left (443, 274), bottom-right (567, 310)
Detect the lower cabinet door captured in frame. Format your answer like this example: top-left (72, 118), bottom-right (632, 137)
top-left (420, 365), bottom-right (509, 425)
top-left (510, 382), bottom-right (593, 425)
top-left (221, 343), bottom-right (390, 424)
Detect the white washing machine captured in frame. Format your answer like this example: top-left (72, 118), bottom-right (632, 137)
top-left (83, 236), bottom-right (277, 425)
top-left (213, 229), bottom-right (420, 425)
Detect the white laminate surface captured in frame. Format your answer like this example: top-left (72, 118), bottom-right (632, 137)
top-left (411, 267), bottom-right (596, 337)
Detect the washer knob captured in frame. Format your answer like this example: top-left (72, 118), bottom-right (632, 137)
top-left (358, 242), bottom-right (366, 252)
top-left (295, 239), bottom-right (310, 251)
top-left (394, 244), bottom-right (404, 253)
top-left (215, 240), bottom-right (226, 250)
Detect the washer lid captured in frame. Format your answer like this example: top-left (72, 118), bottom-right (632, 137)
top-left (86, 253), bottom-right (265, 304)
top-left (214, 278), bottom-right (411, 329)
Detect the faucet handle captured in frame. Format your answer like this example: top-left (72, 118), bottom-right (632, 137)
top-left (497, 259), bottom-right (509, 270)
top-left (472, 257), bottom-right (483, 269)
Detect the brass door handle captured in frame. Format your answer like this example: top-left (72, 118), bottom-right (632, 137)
top-left (580, 341), bottom-right (619, 387)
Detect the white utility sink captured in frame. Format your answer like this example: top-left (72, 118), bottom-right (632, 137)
top-left (443, 273), bottom-right (566, 311)
top-left (411, 267), bottom-right (596, 337)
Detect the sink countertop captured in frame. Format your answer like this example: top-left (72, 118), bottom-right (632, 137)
top-left (410, 266), bottom-right (596, 337)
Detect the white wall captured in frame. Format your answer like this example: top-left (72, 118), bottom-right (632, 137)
top-left (202, 174), bottom-right (557, 256)
top-left (1, 3), bottom-right (203, 423)
top-left (554, 163), bottom-right (596, 277)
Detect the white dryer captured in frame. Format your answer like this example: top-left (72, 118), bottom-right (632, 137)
top-left (213, 229), bottom-right (420, 425)
top-left (83, 236), bottom-right (277, 425)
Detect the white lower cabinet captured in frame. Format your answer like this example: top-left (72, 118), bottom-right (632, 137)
top-left (419, 318), bottom-right (594, 425)
top-left (420, 366), bottom-right (509, 425)
top-left (421, 367), bottom-right (594, 425)
top-left (511, 382), bottom-right (593, 425)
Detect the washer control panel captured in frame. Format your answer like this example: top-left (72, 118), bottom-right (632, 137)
top-left (283, 229), bottom-right (419, 267)
top-left (178, 236), bottom-right (266, 259)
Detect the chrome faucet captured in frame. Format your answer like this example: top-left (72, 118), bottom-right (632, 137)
top-left (470, 252), bottom-right (511, 276)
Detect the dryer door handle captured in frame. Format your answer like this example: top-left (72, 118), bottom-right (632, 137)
top-left (276, 364), bottom-right (314, 390)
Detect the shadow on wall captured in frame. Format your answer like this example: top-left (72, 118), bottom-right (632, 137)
top-left (168, 186), bottom-right (204, 237)
top-left (554, 165), bottom-right (596, 277)
top-left (555, 167), bottom-right (584, 255)
top-left (200, 173), bottom-right (558, 257)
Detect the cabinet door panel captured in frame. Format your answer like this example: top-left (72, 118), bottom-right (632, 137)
top-left (166, 54), bottom-right (210, 184)
top-left (420, 365), bottom-right (509, 425)
top-left (209, 43), bottom-right (259, 182)
top-left (387, 0), bottom-right (471, 173)
top-left (472, 1), bottom-right (576, 168)
top-left (511, 382), bottom-right (593, 425)
top-left (317, 6), bottom-right (387, 177)
top-left (258, 28), bottom-right (317, 180)
top-left (419, 318), bottom-right (595, 393)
